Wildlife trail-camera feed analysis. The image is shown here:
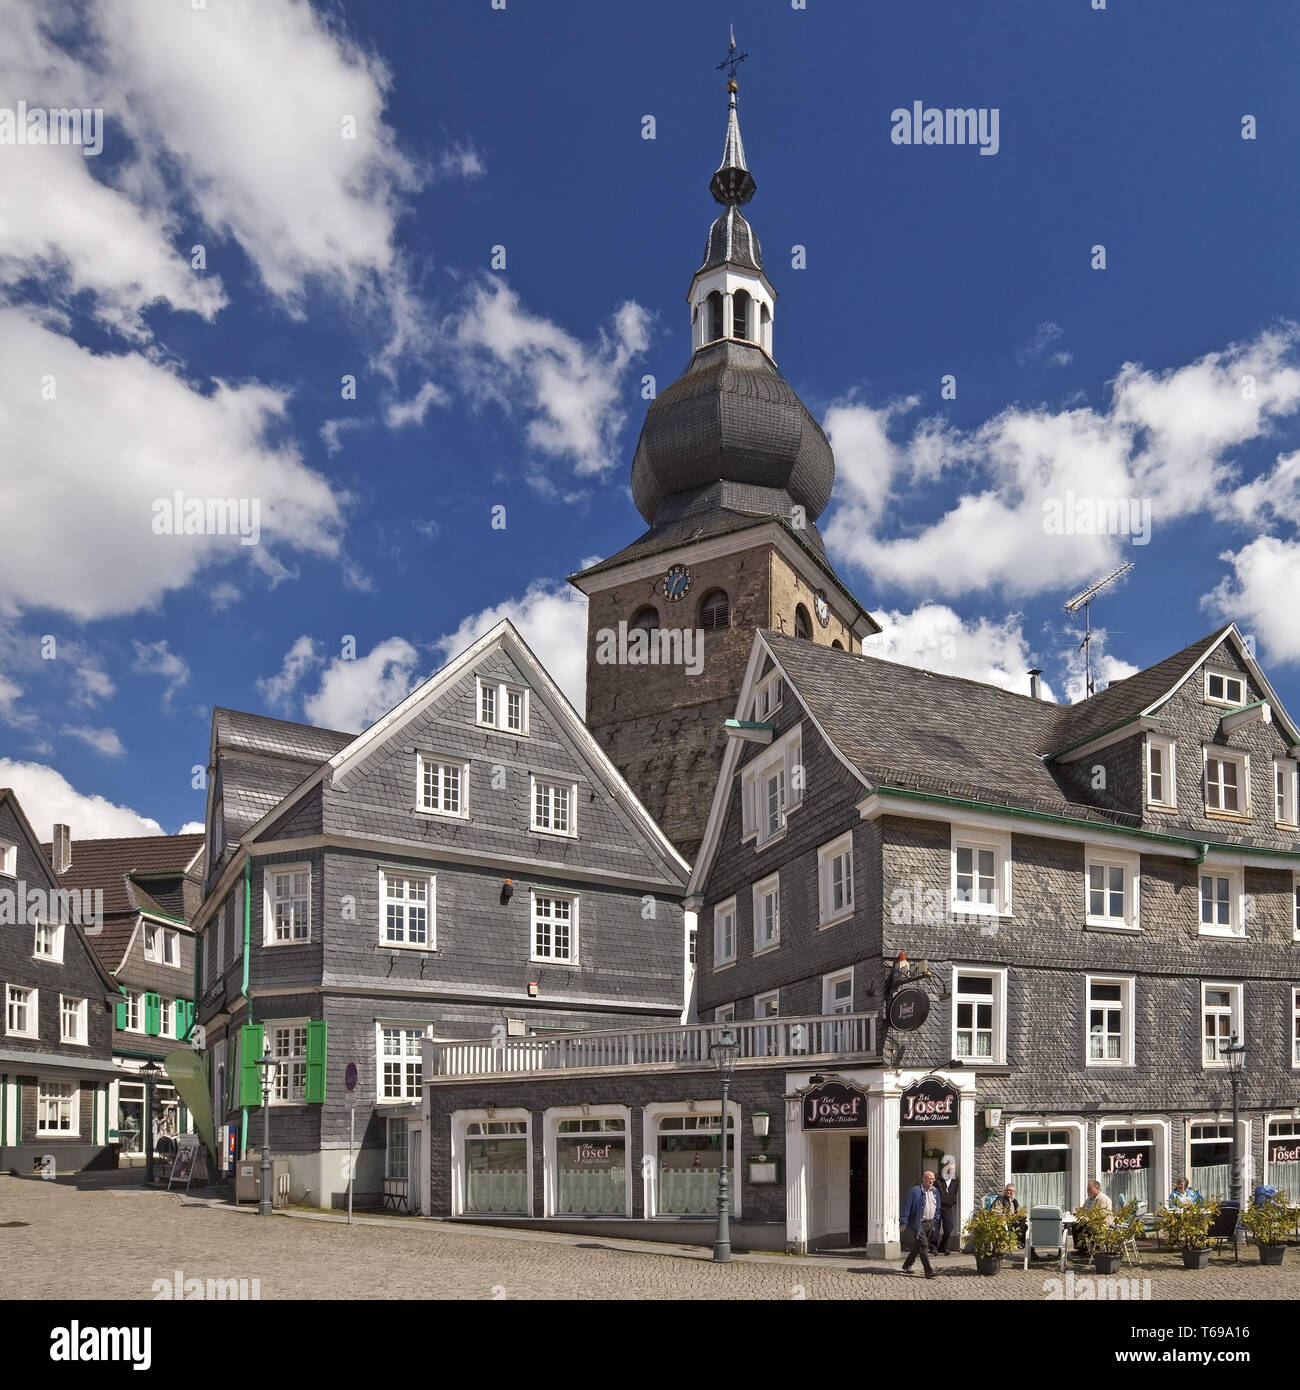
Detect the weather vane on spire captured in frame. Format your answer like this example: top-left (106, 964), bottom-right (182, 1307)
top-left (717, 25), bottom-right (748, 88)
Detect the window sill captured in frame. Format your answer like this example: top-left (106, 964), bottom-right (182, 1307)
top-left (60, 1039), bottom-right (88, 1047)
top-left (36, 1132), bottom-right (80, 1139)
top-left (1204, 810), bottom-right (1253, 823)
top-left (1145, 800), bottom-right (1177, 813)
top-left (753, 942), bottom-right (781, 958)
top-left (1198, 928), bottom-right (1248, 940)
top-left (951, 1058), bottom-right (1005, 1070)
top-left (31, 955), bottom-right (64, 964)
top-left (949, 902), bottom-right (1011, 920)
top-left (264, 939), bottom-right (312, 948)
top-left (382, 941), bottom-right (437, 952)
top-left (1275, 820), bottom-right (1299, 832)
top-left (818, 908), bottom-right (855, 931)
top-left (529, 957), bottom-right (577, 967)
top-left (713, 960), bottom-right (736, 972)
top-left (1085, 1060), bottom-right (1132, 1069)
top-left (476, 720), bottom-right (527, 738)
top-left (755, 829), bottom-right (787, 852)
top-left (1084, 918), bottom-right (1140, 933)
top-left (415, 808), bottom-right (470, 822)
top-left (529, 827), bottom-right (578, 840)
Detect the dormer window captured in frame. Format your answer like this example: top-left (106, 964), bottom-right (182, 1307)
top-left (476, 677), bottom-right (529, 735)
top-left (752, 672), bottom-right (783, 721)
top-left (1205, 669), bottom-right (1246, 706)
top-left (733, 289), bottom-right (750, 341)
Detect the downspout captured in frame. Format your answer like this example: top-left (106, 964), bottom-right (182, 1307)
top-left (1194, 843), bottom-right (1211, 866)
top-left (240, 854), bottom-right (252, 1158)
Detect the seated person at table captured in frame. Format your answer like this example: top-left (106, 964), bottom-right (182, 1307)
top-left (992, 1183), bottom-right (1026, 1244)
top-left (1168, 1176), bottom-right (1203, 1207)
top-left (1073, 1181), bottom-right (1113, 1255)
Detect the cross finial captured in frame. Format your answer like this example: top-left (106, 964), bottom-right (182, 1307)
top-left (716, 26), bottom-right (748, 90)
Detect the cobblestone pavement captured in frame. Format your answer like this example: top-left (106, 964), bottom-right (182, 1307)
top-left (2, 1175), bottom-right (1297, 1301)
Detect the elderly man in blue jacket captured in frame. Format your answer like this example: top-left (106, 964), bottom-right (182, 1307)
top-left (900, 1169), bottom-right (940, 1278)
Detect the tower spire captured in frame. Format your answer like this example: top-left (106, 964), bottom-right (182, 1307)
top-left (711, 32), bottom-right (755, 206)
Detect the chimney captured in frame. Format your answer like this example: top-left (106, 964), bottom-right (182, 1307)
top-left (1028, 669), bottom-right (1043, 701)
top-left (52, 823), bottom-right (72, 874)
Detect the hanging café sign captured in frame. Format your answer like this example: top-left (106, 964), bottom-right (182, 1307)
top-left (802, 1080), bottom-right (868, 1130)
top-left (899, 1078), bottom-right (959, 1129)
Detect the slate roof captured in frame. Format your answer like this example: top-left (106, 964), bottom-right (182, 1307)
top-left (701, 204), bottom-right (763, 273)
top-left (212, 707), bottom-right (354, 763)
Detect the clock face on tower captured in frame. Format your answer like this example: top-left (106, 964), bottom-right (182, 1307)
top-left (814, 591), bottom-right (830, 627)
top-left (659, 564), bottom-right (693, 603)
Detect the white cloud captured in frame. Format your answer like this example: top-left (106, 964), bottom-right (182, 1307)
top-left (0, 674), bottom-right (23, 721)
top-left (177, 821), bottom-right (205, 834)
top-left (319, 417), bottom-right (365, 456)
top-left (1205, 536), bottom-right (1300, 665)
top-left (452, 277), bottom-right (650, 476)
top-left (435, 578), bottom-right (589, 713)
top-left (301, 636), bottom-right (421, 732)
top-left (1057, 629), bottom-right (1139, 704)
top-left (131, 638), bottom-right (190, 709)
top-left (1016, 320), bottom-right (1071, 367)
top-left (434, 141), bottom-right (486, 181)
top-left (863, 604), bottom-right (1056, 701)
top-left (257, 635), bottom-right (322, 714)
top-left (62, 726), bottom-right (125, 757)
top-left (0, 759), bottom-right (165, 837)
top-left (385, 381), bottom-right (450, 429)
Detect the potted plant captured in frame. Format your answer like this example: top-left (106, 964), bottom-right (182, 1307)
top-left (1241, 1192), bottom-right (1292, 1266)
top-left (962, 1205), bottom-right (1019, 1275)
top-left (1155, 1198), bottom-right (1219, 1269)
top-left (1073, 1199), bottom-right (1142, 1274)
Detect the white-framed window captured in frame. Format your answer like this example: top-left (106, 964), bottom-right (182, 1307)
top-left (37, 1080), bottom-right (77, 1135)
top-left (380, 869), bottom-right (434, 949)
top-left (1189, 1121), bottom-right (1236, 1200)
top-left (1085, 975), bottom-right (1134, 1066)
top-left (1294, 876), bottom-right (1300, 941)
top-left (1201, 982), bottom-right (1242, 1067)
top-left (752, 671), bottom-right (783, 721)
top-left (817, 833), bottom-right (854, 926)
top-left (476, 677), bottom-right (529, 735)
top-left (1084, 849), bottom-right (1140, 930)
top-left (269, 1021), bottom-right (308, 1103)
top-left (59, 994), bottom-right (87, 1045)
top-left (531, 778), bottom-right (576, 836)
top-left (385, 1115), bottom-right (409, 1182)
top-left (754, 989), bottom-right (780, 1055)
top-left (5, 984), bottom-right (36, 1037)
top-left (1292, 988), bottom-right (1300, 1069)
top-left (531, 891), bottom-right (577, 963)
top-left (160, 999), bottom-right (175, 1039)
top-left (378, 1024), bottom-right (428, 1102)
top-left (1267, 1117), bottom-right (1300, 1190)
top-left (1205, 668), bottom-right (1246, 707)
top-left (546, 1106), bottom-right (632, 1217)
top-left (688, 917), bottom-right (696, 968)
top-left (265, 864), bottom-right (310, 944)
top-left (952, 967), bottom-right (1006, 1064)
top-left (1146, 735), bottom-right (1176, 810)
top-left (233, 883), bottom-right (244, 959)
top-left (123, 990), bottom-right (142, 1033)
top-left (144, 924), bottom-right (181, 967)
top-left (0, 838), bottom-right (15, 876)
top-left (1098, 1125), bottom-right (1157, 1210)
top-left (713, 896), bottom-right (736, 967)
top-left (823, 968), bottom-right (854, 1050)
top-left (1203, 748), bottom-right (1249, 816)
top-left (752, 873), bottom-right (780, 954)
top-left (456, 1112), bottom-right (531, 1216)
top-left (646, 1103), bottom-right (740, 1219)
top-left (740, 726), bottom-right (802, 845)
top-left (1198, 867), bottom-right (1245, 937)
top-left (1009, 1126), bottom-right (1079, 1212)
top-left (951, 825), bottom-right (1012, 917)
top-left (144, 923), bottom-right (159, 960)
top-left (33, 918), bottom-right (64, 962)
top-left (416, 753), bottom-right (469, 819)
top-left (1275, 760), bottom-right (1298, 827)
top-left (714, 1003), bottom-right (735, 1023)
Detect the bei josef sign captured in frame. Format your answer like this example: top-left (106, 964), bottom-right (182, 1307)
top-left (899, 1078), bottom-right (959, 1128)
top-left (802, 1080), bottom-right (868, 1130)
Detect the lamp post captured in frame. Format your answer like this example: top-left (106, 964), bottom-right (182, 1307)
top-left (138, 1060), bottom-right (163, 1187)
top-left (710, 1029), bottom-right (739, 1263)
top-left (1219, 1032), bottom-right (1246, 1229)
top-left (254, 1046), bottom-right (277, 1216)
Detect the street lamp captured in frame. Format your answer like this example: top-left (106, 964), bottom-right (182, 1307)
top-left (253, 1046), bottom-right (277, 1217)
top-left (710, 1029), bottom-right (739, 1263)
top-left (138, 1060), bottom-right (163, 1187)
top-left (1219, 1032), bottom-right (1246, 1232)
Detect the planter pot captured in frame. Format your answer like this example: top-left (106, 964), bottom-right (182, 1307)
top-left (1181, 1247), bottom-right (1211, 1270)
top-left (974, 1255), bottom-right (1003, 1276)
top-left (1258, 1244), bottom-right (1286, 1267)
top-left (1093, 1252), bottom-right (1123, 1274)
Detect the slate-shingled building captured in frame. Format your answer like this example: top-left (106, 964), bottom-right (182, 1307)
top-left (192, 620), bottom-right (689, 1209)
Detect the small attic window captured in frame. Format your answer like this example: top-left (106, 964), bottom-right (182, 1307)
top-left (1205, 669), bottom-right (1245, 707)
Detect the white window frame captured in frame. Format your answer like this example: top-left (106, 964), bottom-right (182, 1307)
top-left (752, 872), bottom-right (780, 955)
top-left (530, 776), bottom-right (577, 838)
top-left (740, 725), bottom-right (802, 849)
top-left (951, 965), bottom-right (1007, 1065)
top-left (1275, 760), bottom-right (1298, 828)
top-left (1203, 747), bottom-right (1250, 817)
top-left (752, 671), bottom-right (784, 722)
top-left (1201, 982), bottom-right (1243, 1069)
top-left (33, 918), bottom-right (65, 962)
top-left (5, 984), bottom-right (37, 1038)
top-left (1198, 865), bottom-right (1246, 938)
top-left (530, 890), bottom-right (578, 964)
top-left (1006, 1122), bottom-right (1087, 1214)
top-left (1146, 735), bottom-right (1177, 810)
top-left (264, 863), bottom-right (311, 945)
top-left (713, 1003), bottom-right (735, 1023)
top-left (1084, 848), bottom-right (1140, 931)
top-left (160, 998), bottom-right (175, 1040)
top-left (822, 968), bottom-right (854, 1016)
top-left (475, 676), bottom-right (529, 736)
top-left (713, 896), bottom-right (737, 968)
top-left (163, 928), bottom-right (180, 967)
top-left (950, 825), bottom-right (1013, 918)
top-left (377, 1022), bottom-right (430, 1104)
top-left (543, 1104), bottom-right (633, 1218)
top-left (143, 923), bottom-right (161, 961)
top-left (59, 994), bottom-right (87, 1045)
top-left (123, 990), bottom-right (142, 1033)
top-left (0, 838), bottom-right (15, 876)
top-left (643, 1100), bottom-right (742, 1221)
top-left (1292, 987), bottom-right (1300, 1071)
top-left (266, 1019), bottom-right (309, 1105)
top-left (379, 867), bottom-right (435, 950)
top-left (1294, 874), bottom-right (1300, 942)
top-left (817, 832), bottom-right (854, 927)
top-left (233, 883), bottom-right (244, 960)
top-left (1084, 974), bottom-right (1134, 1067)
top-left (450, 1108), bottom-right (533, 1218)
top-left (1266, 1115), bottom-right (1300, 1187)
top-left (1204, 668), bottom-right (1246, 707)
top-left (415, 752), bottom-right (470, 820)
top-left (36, 1079), bottom-right (78, 1136)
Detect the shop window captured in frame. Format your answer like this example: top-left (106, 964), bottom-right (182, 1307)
top-left (463, 1119), bottom-right (530, 1215)
top-left (1266, 1119), bottom-right (1300, 1191)
top-left (1099, 1126), bottom-right (1155, 1211)
top-left (655, 1112), bottom-right (736, 1216)
top-left (1010, 1128), bottom-right (1073, 1211)
top-left (1189, 1122), bottom-right (1234, 1201)
top-left (37, 1080), bottom-right (78, 1136)
top-left (552, 1114), bottom-right (629, 1216)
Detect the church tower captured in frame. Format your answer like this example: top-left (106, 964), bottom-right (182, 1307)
top-left (571, 64), bottom-right (879, 863)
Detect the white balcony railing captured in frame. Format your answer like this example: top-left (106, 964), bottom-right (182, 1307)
top-left (428, 1011), bottom-right (880, 1081)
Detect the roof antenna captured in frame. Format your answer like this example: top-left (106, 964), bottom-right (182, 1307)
top-left (1064, 561), bottom-right (1134, 698)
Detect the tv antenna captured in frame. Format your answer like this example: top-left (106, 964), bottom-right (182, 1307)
top-left (1064, 561), bottom-right (1134, 698)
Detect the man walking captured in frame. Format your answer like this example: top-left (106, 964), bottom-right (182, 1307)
top-left (901, 1169), bottom-right (940, 1278)
top-left (935, 1157), bottom-right (959, 1254)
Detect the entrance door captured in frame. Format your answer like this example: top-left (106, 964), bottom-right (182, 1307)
top-left (849, 1137), bottom-right (869, 1244)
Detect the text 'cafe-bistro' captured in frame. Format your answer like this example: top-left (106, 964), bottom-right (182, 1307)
top-left (419, 1022), bottom-right (979, 1257)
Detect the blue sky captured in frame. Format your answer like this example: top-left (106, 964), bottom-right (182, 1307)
top-left (3, 0), bottom-right (1300, 839)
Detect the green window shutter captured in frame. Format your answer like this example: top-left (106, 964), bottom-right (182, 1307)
top-left (305, 1019), bottom-right (327, 1104)
top-left (177, 1000), bottom-right (193, 1040)
top-left (114, 999), bottom-right (126, 1030)
top-left (238, 1024), bottom-right (264, 1107)
top-left (144, 992), bottom-right (161, 1037)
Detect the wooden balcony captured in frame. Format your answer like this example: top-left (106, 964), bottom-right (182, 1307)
top-left (426, 1011), bottom-right (881, 1082)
